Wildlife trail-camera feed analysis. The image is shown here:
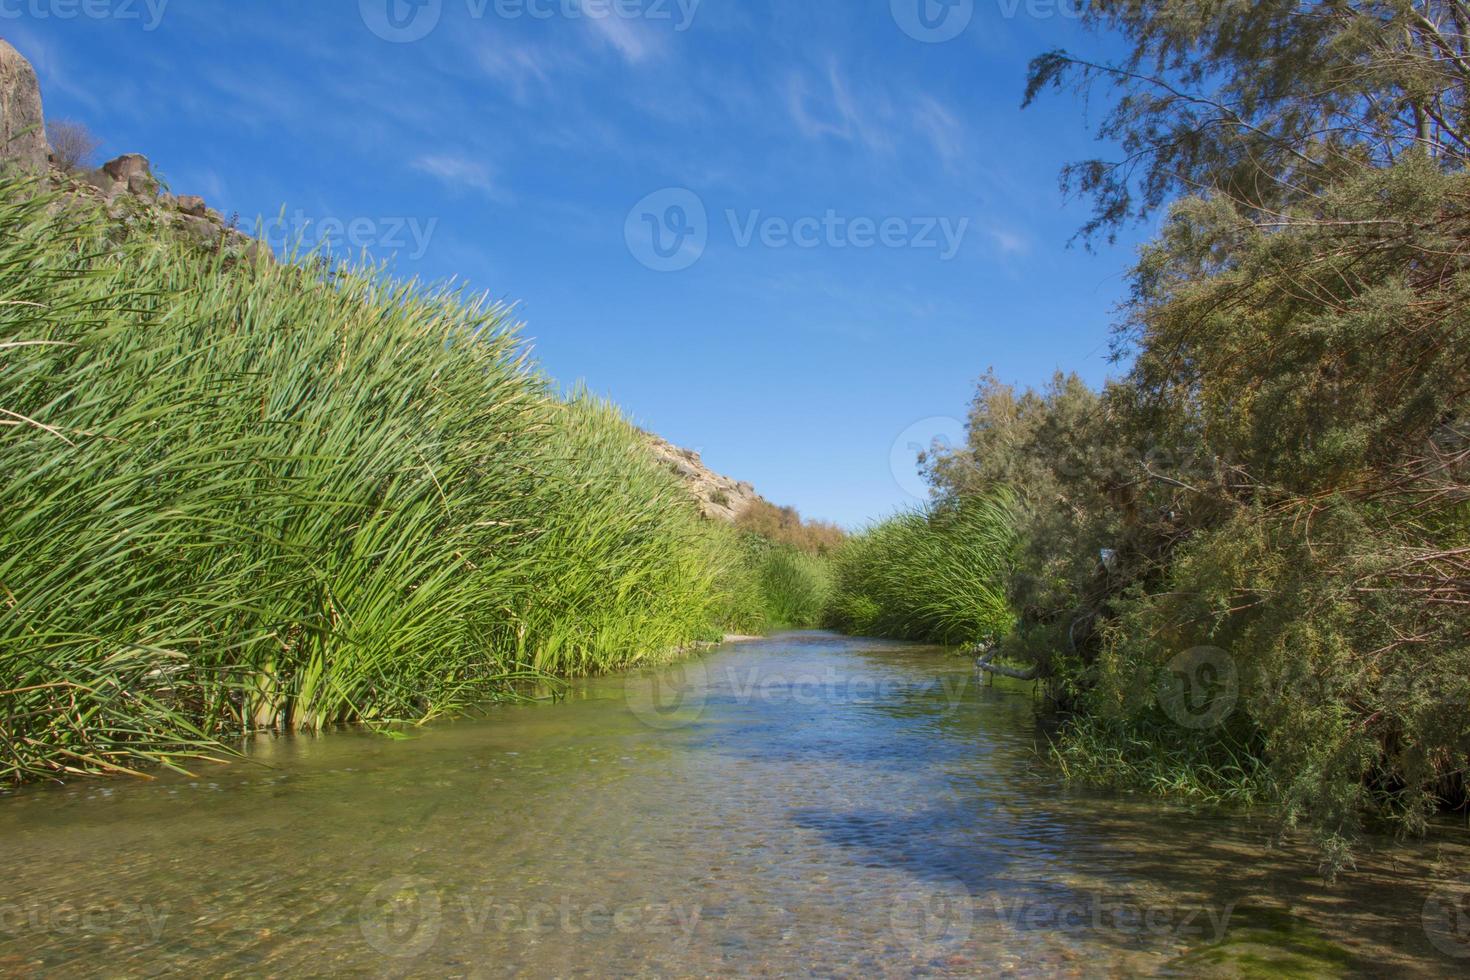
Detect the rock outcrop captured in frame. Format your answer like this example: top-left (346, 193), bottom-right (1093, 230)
top-left (0, 39), bottom-right (49, 171)
top-left (0, 42), bottom-right (258, 258)
top-left (55, 151), bottom-right (260, 255)
top-left (644, 432), bottom-right (765, 522)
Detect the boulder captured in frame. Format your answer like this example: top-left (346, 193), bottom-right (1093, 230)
top-left (81, 168), bottom-right (123, 198)
top-left (175, 194), bottom-right (208, 217)
top-left (179, 214), bottom-right (221, 246)
top-left (101, 153), bottom-right (151, 183)
top-left (127, 172), bottom-right (157, 198)
top-left (0, 40), bottom-right (49, 171)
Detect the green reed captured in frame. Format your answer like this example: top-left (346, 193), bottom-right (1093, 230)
top-left (0, 179), bottom-right (752, 782)
top-left (825, 493), bottom-right (1016, 645)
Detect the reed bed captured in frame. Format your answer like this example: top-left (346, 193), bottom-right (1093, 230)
top-left (0, 179), bottom-right (752, 783)
top-left (825, 494), bottom-right (1016, 645)
top-left (749, 542), bottom-right (833, 629)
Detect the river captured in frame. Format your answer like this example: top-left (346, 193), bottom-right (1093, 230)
top-left (1, 632), bottom-right (1467, 976)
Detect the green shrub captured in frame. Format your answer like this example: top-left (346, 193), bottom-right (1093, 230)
top-left (735, 499), bottom-right (846, 555)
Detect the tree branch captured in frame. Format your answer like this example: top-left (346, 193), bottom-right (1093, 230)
top-left (974, 643), bottom-right (1043, 681)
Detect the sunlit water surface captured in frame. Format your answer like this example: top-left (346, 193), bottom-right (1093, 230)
top-left (2, 632), bottom-right (1467, 977)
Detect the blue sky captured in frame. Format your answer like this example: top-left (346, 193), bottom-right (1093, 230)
top-left (5, 0), bottom-right (1143, 528)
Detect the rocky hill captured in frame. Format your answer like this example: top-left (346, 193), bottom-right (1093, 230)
top-left (643, 432), bottom-right (765, 522)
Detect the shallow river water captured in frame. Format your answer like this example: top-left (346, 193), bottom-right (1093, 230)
top-left (1, 632), bottom-right (1468, 977)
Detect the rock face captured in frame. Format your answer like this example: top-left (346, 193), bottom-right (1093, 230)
top-left (0, 43), bottom-right (261, 261)
top-left (644, 432), bottom-right (765, 522)
top-left (0, 39), bottom-right (49, 171)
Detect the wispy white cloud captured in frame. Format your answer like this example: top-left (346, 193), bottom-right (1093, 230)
top-left (912, 96), bottom-right (968, 174)
top-left (478, 44), bottom-right (550, 85)
top-left (785, 58), bottom-right (977, 174)
top-left (5, 27), bottom-right (104, 112)
top-left (987, 227), bottom-right (1031, 256)
top-left (753, 269), bottom-right (962, 342)
top-left (785, 60), bottom-right (889, 152)
top-left (178, 168), bottom-right (228, 202)
top-left (583, 11), bottom-right (658, 63)
top-left (412, 154), bottom-right (503, 200)
top-left (202, 65), bottom-right (307, 130)
top-left (475, 42), bottom-right (577, 104)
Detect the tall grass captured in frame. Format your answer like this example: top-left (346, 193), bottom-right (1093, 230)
top-left (750, 543), bottom-right (833, 629)
top-left (0, 180), bottom-right (753, 782)
top-left (825, 494), bottom-right (1017, 645)
top-left (1049, 714), bottom-right (1276, 807)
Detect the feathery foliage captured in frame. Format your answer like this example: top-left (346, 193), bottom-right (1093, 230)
top-left (1026, 0), bottom-right (1470, 242)
top-left (824, 0), bottom-right (1470, 872)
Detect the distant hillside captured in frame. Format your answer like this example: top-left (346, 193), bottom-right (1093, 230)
top-left (642, 431), bottom-right (765, 522)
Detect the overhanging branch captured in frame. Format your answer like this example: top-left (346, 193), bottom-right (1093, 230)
top-left (974, 643), bottom-right (1043, 681)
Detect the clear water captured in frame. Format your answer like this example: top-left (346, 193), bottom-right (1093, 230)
top-left (1, 632), bottom-right (1467, 977)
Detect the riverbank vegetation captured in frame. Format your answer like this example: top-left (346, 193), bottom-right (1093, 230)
top-left (0, 181), bottom-right (803, 783)
top-left (832, 1), bottom-right (1470, 871)
top-left (728, 501), bottom-right (841, 630)
top-left (825, 495), bottom-right (1016, 645)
